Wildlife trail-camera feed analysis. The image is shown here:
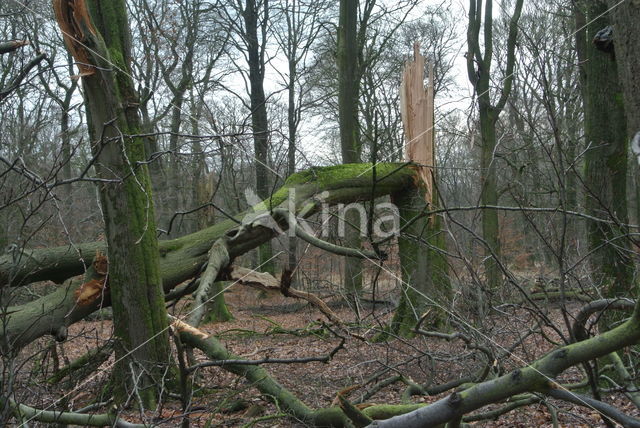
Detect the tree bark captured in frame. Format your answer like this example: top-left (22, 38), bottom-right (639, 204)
top-left (53, 0), bottom-right (172, 408)
top-left (386, 184), bottom-right (450, 337)
top-left (606, 0), bottom-right (640, 279)
top-left (338, 0), bottom-right (364, 297)
top-left (243, 0), bottom-right (275, 274)
top-left (580, 0), bottom-right (633, 301)
top-left (606, 0), bottom-right (640, 139)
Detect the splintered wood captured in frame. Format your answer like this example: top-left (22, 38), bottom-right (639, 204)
top-left (74, 251), bottom-right (109, 306)
top-left (400, 43), bottom-right (435, 205)
top-left (52, 0), bottom-right (97, 77)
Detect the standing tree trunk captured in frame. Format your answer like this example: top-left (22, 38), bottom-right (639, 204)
top-left (337, 0), bottom-right (363, 298)
top-left (387, 48), bottom-right (451, 337)
top-left (607, 2), bottom-right (640, 289)
top-left (466, 0), bottom-right (523, 299)
top-left (578, 0), bottom-right (633, 302)
top-left (606, 0), bottom-right (640, 137)
top-left (242, 0), bottom-right (275, 274)
top-left (388, 185), bottom-right (451, 336)
top-left (53, 0), bottom-right (172, 408)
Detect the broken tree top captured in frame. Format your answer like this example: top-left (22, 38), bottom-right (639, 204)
top-left (400, 42), bottom-right (435, 206)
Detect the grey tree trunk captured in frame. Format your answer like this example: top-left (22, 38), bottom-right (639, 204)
top-left (243, 0), bottom-right (275, 274)
top-left (337, 0), bottom-right (363, 298)
top-left (606, 0), bottom-right (640, 138)
top-left (607, 1), bottom-right (640, 250)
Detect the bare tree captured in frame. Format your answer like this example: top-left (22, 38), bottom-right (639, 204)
top-left (272, 0), bottom-right (330, 272)
top-left (466, 0), bottom-right (524, 300)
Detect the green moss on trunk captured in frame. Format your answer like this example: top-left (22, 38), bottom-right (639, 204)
top-left (1, 163), bottom-right (419, 350)
top-left (61, 0), bottom-right (174, 408)
top-left (201, 282), bottom-right (234, 323)
top-left (385, 184), bottom-right (451, 338)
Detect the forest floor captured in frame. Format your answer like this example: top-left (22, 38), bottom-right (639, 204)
top-left (16, 282), bottom-right (640, 427)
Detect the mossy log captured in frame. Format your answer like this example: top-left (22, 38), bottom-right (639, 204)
top-left (0, 163), bottom-right (416, 350)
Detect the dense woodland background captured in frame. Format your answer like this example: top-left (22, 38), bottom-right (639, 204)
top-left (1, 0), bottom-right (640, 426)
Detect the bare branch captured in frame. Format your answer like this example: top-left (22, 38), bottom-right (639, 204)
top-left (0, 40), bottom-right (29, 54)
top-left (187, 338), bottom-right (345, 371)
top-left (0, 52), bottom-right (47, 101)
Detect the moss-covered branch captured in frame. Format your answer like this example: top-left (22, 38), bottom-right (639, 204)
top-left (0, 163), bottom-right (412, 289)
top-left (10, 400), bottom-right (144, 427)
top-left (171, 316), bottom-right (424, 427)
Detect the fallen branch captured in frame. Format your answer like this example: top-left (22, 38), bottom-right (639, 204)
top-left (10, 400), bottom-right (144, 427)
top-left (525, 291), bottom-right (592, 303)
top-left (338, 393), bottom-right (373, 427)
top-left (170, 315), bottom-right (337, 425)
top-left (225, 266), bottom-right (350, 331)
top-left (187, 338), bottom-right (345, 371)
top-left (187, 238), bottom-right (230, 327)
top-left (548, 387), bottom-right (640, 427)
top-left (462, 395), bottom-right (541, 422)
top-left (572, 298), bottom-right (635, 341)
top-left (0, 163), bottom-right (415, 289)
top-left (2, 164), bottom-right (415, 349)
top-left (272, 208), bottom-right (383, 260)
top-left (411, 313), bottom-right (494, 395)
top-left (603, 352), bottom-right (640, 410)
top-left (48, 341), bottom-right (114, 384)
top-left (170, 315), bottom-right (429, 427)
top-left (570, 298), bottom-right (640, 409)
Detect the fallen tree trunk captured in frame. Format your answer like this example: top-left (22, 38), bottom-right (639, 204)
top-left (0, 163), bottom-right (416, 350)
